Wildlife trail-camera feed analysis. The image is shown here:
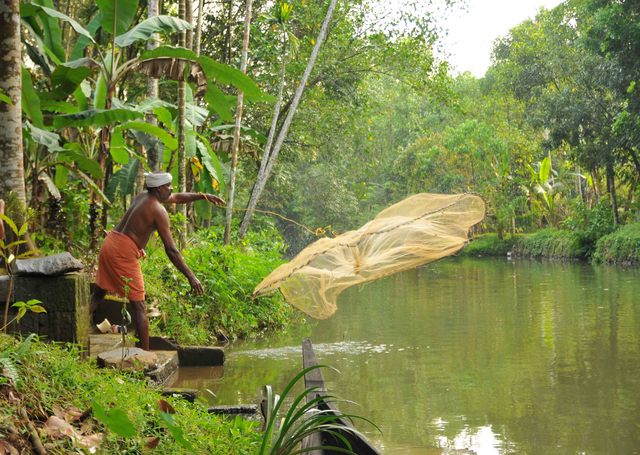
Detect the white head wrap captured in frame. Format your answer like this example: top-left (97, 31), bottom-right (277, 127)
top-left (145, 172), bottom-right (173, 188)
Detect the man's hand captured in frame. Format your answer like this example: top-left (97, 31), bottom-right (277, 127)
top-left (202, 193), bottom-right (225, 206)
top-left (189, 276), bottom-right (204, 295)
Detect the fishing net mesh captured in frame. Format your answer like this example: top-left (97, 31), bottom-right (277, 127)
top-left (254, 193), bottom-right (485, 319)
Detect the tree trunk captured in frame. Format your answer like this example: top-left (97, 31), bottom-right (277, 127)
top-left (0, 0), bottom-right (27, 223)
top-left (238, 0), bottom-right (338, 238)
top-left (238, 35), bottom-right (287, 239)
top-left (195, 0), bottom-right (204, 56)
top-left (177, 0), bottom-right (188, 244)
top-left (186, 0), bottom-right (193, 50)
top-left (224, 0), bottom-right (253, 245)
top-left (146, 0), bottom-right (161, 172)
top-left (606, 161), bottom-right (619, 226)
top-left (223, 0), bottom-right (233, 64)
top-left (627, 147), bottom-right (640, 178)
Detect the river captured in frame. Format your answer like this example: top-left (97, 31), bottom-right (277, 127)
top-left (172, 257), bottom-right (640, 454)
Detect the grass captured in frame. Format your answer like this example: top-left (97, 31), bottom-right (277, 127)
top-left (0, 333), bottom-right (261, 454)
top-left (512, 228), bottom-right (586, 259)
top-left (462, 233), bottom-right (519, 257)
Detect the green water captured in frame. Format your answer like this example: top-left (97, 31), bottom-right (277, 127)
top-left (185, 258), bottom-right (640, 454)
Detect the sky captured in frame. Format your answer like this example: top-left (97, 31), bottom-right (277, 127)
top-left (439, 0), bottom-right (564, 77)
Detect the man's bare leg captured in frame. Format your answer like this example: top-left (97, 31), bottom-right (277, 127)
top-left (128, 300), bottom-right (149, 350)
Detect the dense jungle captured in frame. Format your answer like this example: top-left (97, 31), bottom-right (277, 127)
top-left (1, 0), bottom-right (640, 453)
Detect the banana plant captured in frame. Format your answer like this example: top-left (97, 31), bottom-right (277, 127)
top-left (20, 0), bottom-right (270, 241)
top-left (525, 156), bottom-right (565, 226)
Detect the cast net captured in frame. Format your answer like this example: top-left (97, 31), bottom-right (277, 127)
top-left (254, 193), bottom-right (485, 319)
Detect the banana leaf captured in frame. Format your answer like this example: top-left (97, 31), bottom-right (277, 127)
top-left (115, 15), bottom-right (192, 48)
top-left (23, 121), bottom-right (64, 152)
top-left (34, 4), bottom-right (95, 43)
top-left (53, 108), bottom-right (144, 128)
top-left (97, 0), bottom-right (138, 37)
top-left (51, 63), bottom-right (93, 100)
top-left (21, 68), bottom-right (44, 128)
top-left (118, 121), bottom-right (178, 150)
top-left (24, 0), bottom-right (65, 61)
top-left (106, 159), bottom-right (139, 202)
top-left (59, 143), bottom-right (103, 179)
top-left (0, 89), bottom-right (11, 106)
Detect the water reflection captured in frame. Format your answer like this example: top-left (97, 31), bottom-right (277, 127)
top-left (173, 258), bottom-right (640, 454)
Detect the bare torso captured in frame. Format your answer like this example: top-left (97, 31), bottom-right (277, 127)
top-left (114, 192), bottom-right (165, 249)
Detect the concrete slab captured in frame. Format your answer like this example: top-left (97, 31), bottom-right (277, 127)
top-left (89, 333), bottom-right (180, 382)
top-left (88, 333), bottom-right (124, 358)
top-left (178, 346), bottom-right (225, 366)
top-left (97, 347), bottom-right (159, 371)
top-left (147, 350), bottom-right (180, 384)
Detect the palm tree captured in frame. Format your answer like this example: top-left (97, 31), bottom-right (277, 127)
top-left (0, 0), bottom-right (28, 225)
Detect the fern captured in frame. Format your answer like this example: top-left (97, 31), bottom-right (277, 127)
top-left (0, 334), bottom-right (38, 385)
top-left (0, 357), bottom-right (19, 385)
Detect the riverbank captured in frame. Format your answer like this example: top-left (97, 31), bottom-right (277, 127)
top-left (137, 225), bottom-right (298, 345)
top-left (0, 334), bottom-right (260, 453)
top-left (464, 223), bottom-right (640, 265)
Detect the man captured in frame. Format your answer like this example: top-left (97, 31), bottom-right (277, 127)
top-left (90, 172), bottom-right (224, 350)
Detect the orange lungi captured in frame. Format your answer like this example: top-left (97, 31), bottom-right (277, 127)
top-left (95, 231), bottom-right (145, 301)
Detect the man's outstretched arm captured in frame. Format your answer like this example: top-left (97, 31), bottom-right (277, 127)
top-left (166, 192), bottom-right (225, 206)
top-left (154, 205), bottom-right (204, 294)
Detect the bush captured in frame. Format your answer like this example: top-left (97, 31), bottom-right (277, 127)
top-left (462, 233), bottom-right (519, 257)
top-left (142, 224), bottom-right (297, 345)
top-left (593, 223), bottom-right (640, 265)
top-left (561, 199), bottom-right (615, 258)
top-left (512, 228), bottom-right (586, 259)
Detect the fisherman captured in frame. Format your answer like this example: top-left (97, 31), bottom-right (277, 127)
top-left (90, 171), bottom-right (224, 350)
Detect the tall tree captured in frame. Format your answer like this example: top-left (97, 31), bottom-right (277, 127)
top-left (224, 0), bottom-right (253, 244)
top-left (238, 0), bottom-right (338, 238)
top-left (146, 0), bottom-right (161, 172)
top-left (0, 0), bottom-right (27, 225)
top-left (177, 0), bottom-right (189, 243)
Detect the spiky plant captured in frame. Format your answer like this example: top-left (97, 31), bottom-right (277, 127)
top-left (259, 364), bottom-right (378, 455)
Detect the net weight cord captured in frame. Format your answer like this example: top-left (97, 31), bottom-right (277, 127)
top-left (198, 192), bottom-right (327, 237)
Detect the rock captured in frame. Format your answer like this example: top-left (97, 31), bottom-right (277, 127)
top-left (14, 252), bottom-right (83, 276)
top-left (97, 347), bottom-right (159, 371)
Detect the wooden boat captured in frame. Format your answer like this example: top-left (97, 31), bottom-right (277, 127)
top-left (301, 338), bottom-right (381, 455)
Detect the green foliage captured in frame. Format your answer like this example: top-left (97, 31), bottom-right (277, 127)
top-left (0, 334), bottom-right (38, 386)
top-left (1, 212), bottom-right (37, 332)
top-left (512, 228), bottom-right (586, 259)
top-left (462, 233), bottom-right (519, 257)
top-left (114, 16), bottom-right (192, 47)
top-left (260, 365), bottom-right (377, 455)
top-left (0, 334), bottom-right (261, 453)
top-left (0, 87), bottom-right (12, 105)
top-left (11, 299), bottom-right (46, 322)
top-left (593, 223), bottom-right (640, 265)
top-left (92, 400), bottom-right (136, 438)
top-left (561, 198), bottom-right (615, 258)
top-left (142, 224), bottom-right (295, 344)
